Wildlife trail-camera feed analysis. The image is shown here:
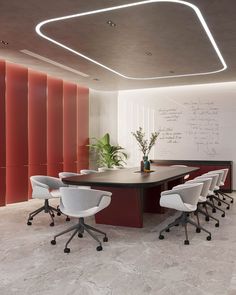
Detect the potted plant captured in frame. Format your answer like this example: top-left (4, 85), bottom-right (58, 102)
top-left (88, 133), bottom-right (127, 170)
top-left (132, 127), bottom-right (159, 172)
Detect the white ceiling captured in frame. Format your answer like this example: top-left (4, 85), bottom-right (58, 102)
top-left (0, 0), bottom-right (235, 90)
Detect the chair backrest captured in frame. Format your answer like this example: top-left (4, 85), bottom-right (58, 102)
top-left (30, 175), bottom-right (66, 198)
top-left (196, 174), bottom-right (218, 191)
top-left (59, 172), bottom-right (80, 179)
top-left (80, 169), bottom-right (98, 175)
top-left (221, 168), bottom-right (229, 183)
top-left (205, 170), bottom-right (224, 187)
top-left (186, 178), bottom-right (212, 199)
top-left (162, 183), bottom-right (202, 206)
top-left (60, 187), bottom-right (112, 213)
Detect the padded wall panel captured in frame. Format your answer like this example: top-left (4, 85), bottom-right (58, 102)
top-left (63, 82), bottom-right (77, 172)
top-left (0, 60), bottom-right (6, 206)
top-left (47, 77), bottom-right (63, 176)
top-left (6, 63), bottom-right (28, 203)
top-left (28, 70), bottom-right (47, 196)
top-left (77, 86), bottom-right (89, 171)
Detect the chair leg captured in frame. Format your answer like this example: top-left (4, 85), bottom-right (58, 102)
top-left (197, 206), bottom-right (219, 227)
top-left (159, 214), bottom-right (183, 238)
top-left (219, 191), bottom-right (234, 203)
top-left (206, 198), bottom-right (226, 217)
top-left (183, 223), bottom-right (189, 245)
top-left (187, 217), bottom-right (211, 241)
top-left (84, 223), bottom-right (107, 237)
top-left (213, 192), bottom-right (230, 209)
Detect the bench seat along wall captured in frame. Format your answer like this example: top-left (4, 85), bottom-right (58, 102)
top-left (0, 60), bottom-right (89, 206)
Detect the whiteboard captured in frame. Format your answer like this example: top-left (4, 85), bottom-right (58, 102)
top-left (117, 82), bottom-right (236, 188)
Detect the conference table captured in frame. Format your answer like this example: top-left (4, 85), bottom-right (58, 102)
top-left (63, 166), bottom-right (199, 228)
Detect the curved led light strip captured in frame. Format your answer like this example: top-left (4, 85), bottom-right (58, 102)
top-left (35, 0), bottom-right (227, 80)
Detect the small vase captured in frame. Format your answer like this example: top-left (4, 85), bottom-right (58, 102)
top-left (143, 156), bottom-right (150, 171)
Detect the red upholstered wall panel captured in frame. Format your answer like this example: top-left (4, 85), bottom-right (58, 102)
top-left (28, 70), bottom-right (47, 196)
top-left (6, 63), bottom-right (28, 203)
top-left (47, 77), bottom-right (63, 176)
top-left (0, 60), bottom-right (6, 206)
top-left (63, 82), bottom-right (77, 172)
top-left (77, 86), bottom-right (89, 171)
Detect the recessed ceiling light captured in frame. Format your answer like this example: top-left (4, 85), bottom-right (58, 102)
top-left (93, 78), bottom-right (99, 81)
top-left (35, 0), bottom-right (227, 80)
top-left (169, 70), bottom-right (175, 73)
top-left (106, 20), bottom-right (116, 27)
top-left (145, 51), bottom-right (152, 56)
top-left (1, 40), bottom-right (8, 45)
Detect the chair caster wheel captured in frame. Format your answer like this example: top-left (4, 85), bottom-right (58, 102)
top-left (223, 197), bottom-right (226, 200)
top-left (218, 202), bottom-right (221, 206)
top-left (103, 236), bottom-right (108, 242)
top-left (165, 228), bottom-right (170, 232)
top-left (64, 248), bottom-right (70, 253)
top-left (215, 223), bottom-right (219, 227)
top-left (57, 212), bottom-right (61, 216)
top-left (207, 236), bottom-right (211, 241)
top-left (27, 221), bottom-right (32, 226)
top-left (66, 217), bottom-right (70, 222)
top-left (205, 216), bottom-right (210, 222)
top-left (231, 200), bottom-right (234, 203)
top-left (50, 222), bottom-right (54, 227)
top-left (184, 240), bottom-right (189, 245)
top-left (227, 206), bottom-right (230, 210)
top-left (51, 240), bottom-right (56, 245)
top-left (212, 209), bottom-right (216, 213)
top-left (78, 233), bottom-right (83, 238)
top-left (51, 214), bottom-right (55, 218)
top-left (96, 245), bottom-right (103, 251)
top-left (175, 224), bottom-right (179, 226)
top-left (196, 228), bottom-right (201, 233)
top-left (29, 217), bottom-right (33, 221)
top-left (159, 235), bottom-right (164, 240)
top-left (221, 214), bottom-right (225, 218)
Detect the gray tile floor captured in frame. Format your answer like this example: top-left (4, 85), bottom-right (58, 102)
top-left (0, 193), bottom-right (236, 295)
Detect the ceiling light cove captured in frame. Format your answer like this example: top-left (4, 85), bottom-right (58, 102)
top-left (35, 0), bottom-right (227, 81)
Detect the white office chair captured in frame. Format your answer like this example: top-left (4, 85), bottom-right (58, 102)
top-left (196, 173), bottom-right (226, 217)
top-left (51, 187), bottom-right (112, 253)
top-left (159, 183), bottom-right (211, 245)
top-left (217, 168), bottom-right (234, 203)
top-left (59, 171), bottom-right (91, 189)
top-left (185, 177), bottom-right (219, 227)
top-left (80, 169), bottom-right (98, 174)
top-left (27, 175), bottom-right (69, 226)
top-left (205, 170), bottom-right (230, 210)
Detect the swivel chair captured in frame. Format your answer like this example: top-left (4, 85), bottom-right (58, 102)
top-left (59, 171), bottom-right (91, 189)
top-left (217, 168), bottom-right (234, 203)
top-left (159, 183), bottom-right (211, 245)
top-left (27, 175), bottom-right (69, 226)
top-left (51, 187), bottom-right (112, 253)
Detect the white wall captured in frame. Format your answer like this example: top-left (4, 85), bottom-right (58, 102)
top-left (117, 82), bottom-right (236, 188)
top-left (89, 89), bottom-right (118, 168)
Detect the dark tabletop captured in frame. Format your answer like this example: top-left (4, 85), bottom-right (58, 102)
top-left (62, 166), bottom-right (199, 188)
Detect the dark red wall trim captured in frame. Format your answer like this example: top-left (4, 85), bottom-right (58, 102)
top-left (0, 60), bottom-right (6, 206)
top-left (47, 77), bottom-right (63, 176)
top-left (63, 82), bottom-right (77, 172)
top-left (77, 86), bottom-right (89, 171)
top-left (6, 63), bottom-right (28, 203)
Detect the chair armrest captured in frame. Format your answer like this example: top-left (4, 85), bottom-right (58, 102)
top-left (98, 195), bottom-right (111, 211)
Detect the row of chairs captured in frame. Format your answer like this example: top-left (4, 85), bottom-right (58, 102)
top-left (158, 168), bottom-right (233, 244)
top-left (27, 169), bottom-right (112, 253)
